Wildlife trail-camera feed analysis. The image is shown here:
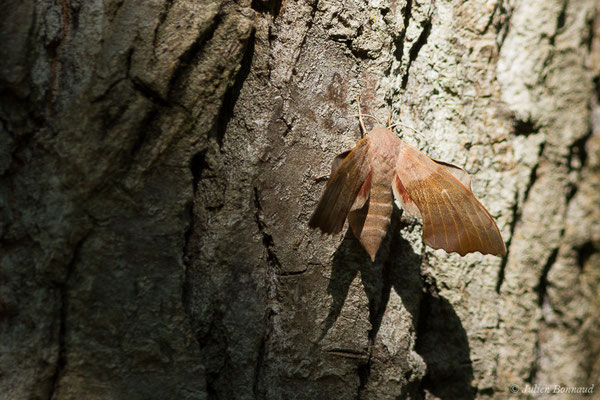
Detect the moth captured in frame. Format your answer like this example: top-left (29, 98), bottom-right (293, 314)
top-left (309, 97), bottom-right (506, 261)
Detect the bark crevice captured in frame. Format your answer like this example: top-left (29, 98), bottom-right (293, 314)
top-left (537, 247), bottom-right (559, 308)
top-left (214, 30), bottom-right (256, 146)
top-left (495, 187), bottom-right (519, 293)
top-left (47, 233), bottom-right (89, 400)
top-left (166, 11), bottom-right (223, 99)
top-left (495, 0), bottom-right (513, 52)
top-left (253, 187), bottom-right (282, 273)
top-left (393, 0), bottom-right (413, 62)
top-left (290, 0), bottom-right (320, 76)
top-left (153, 0), bottom-right (177, 48)
top-left (252, 186), bottom-right (279, 398)
top-left (401, 15), bottom-right (432, 89)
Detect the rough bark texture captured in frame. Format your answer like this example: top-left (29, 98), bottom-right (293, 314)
top-left (1, 0), bottom-right (599, 399)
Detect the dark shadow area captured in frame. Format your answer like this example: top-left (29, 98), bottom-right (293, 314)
top-left (318, 230), bottom-right (372, 343)
top-left (251, 0), bottom-right (282, 17)
top-left (513, 116), bottom-right (540, 136)
top-left (415, 276), bottom-right (476, 399)
top-left (320, 208), bottom-right (475, 399)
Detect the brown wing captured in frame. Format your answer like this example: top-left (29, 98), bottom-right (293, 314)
top-left (394, 160), bottom-right (471, 219)
top-left (331, 150), bottom-right (371, 211)
top-left (392, 174), bottom-right (421, 218)
top-left (431, 159), bottom-right (472, 190)
top-left (331, 150), bottom-right (351, 175)
top-left (309, 138), bottom-right (372, 234)
top-left (395, 142), bottom-right (506, 256)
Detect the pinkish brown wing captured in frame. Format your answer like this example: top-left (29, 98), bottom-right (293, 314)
top-left (331, 150), bottom-right (372, 211)
top-left (431, 159), bottom-right (472, 190)
top-left (309, 137), bottom-right (372, 234)
top-left (394, 142), bottom-right (506, 256)
top-left (392, 174), bottom-right (421, 218)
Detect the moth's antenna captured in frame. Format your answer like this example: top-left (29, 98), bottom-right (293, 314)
top-left (350, 114), bottom-right (382, 125)
top-left (387, 112), bottom-right (392, 131)
top-left (388, 121), bottom-right (426, 139)
top-left (356, 95), bottom-right (367, 135)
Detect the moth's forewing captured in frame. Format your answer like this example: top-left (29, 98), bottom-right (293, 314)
top-left (331, 150), bottom-right (351, 176)
top-left (309, 138), bottom-right (372, 234)
top-left (332, 150), bottom-right (372, 212)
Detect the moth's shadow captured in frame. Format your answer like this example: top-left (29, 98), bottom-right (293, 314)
top-left (320, 210), bottom-right (475, 399)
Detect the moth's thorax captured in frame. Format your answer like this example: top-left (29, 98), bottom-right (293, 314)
top-left (368, 127), bottom-right (400, 152)
top-left (367, 127), bottom-right (400, 180)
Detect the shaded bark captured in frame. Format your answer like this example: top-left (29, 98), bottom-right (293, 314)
top-left (1, 0), bottom-right (599, 399)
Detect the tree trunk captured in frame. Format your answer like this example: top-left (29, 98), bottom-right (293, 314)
top-left (1, 0), bottom-right (599, 399)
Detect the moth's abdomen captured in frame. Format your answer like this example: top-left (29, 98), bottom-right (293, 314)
top-left (359, 181), bottom-right (393, 261)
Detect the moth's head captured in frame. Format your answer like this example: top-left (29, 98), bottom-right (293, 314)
top-left (369, 126), bottom-right (394, 138)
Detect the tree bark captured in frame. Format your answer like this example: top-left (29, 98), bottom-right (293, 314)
top-left (1, 0), bottom-right (599, 399)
